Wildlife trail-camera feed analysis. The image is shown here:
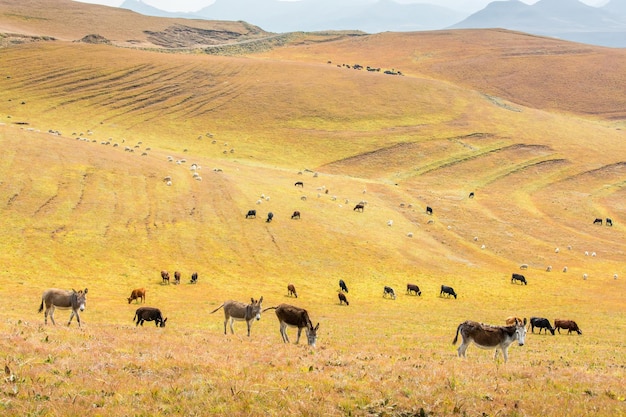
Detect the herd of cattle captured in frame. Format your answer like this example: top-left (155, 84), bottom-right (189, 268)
top-left (36, 269), bottom-right (582, 362)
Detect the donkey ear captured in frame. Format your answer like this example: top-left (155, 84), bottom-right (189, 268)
top-left (259, 296), bottom-right (263, 303)
top-left (314, 323), bottom-right (320, 331)
top-left (251, 297), bottom-right (255, 303)
top-left (84, 288), bottom-right (88, 294)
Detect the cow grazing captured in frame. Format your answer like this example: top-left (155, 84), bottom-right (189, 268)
top-left (469, 192), bottom-right (475, 199)
top-left (294, 181), bottom-right (304, 187)
top-left (246, 210), bottom-right (256, 219)
top-left (266, 212), bottom-right (274, 222)
top-left (287, 284), bottom-right (298, 298)
top-left (353, 203), bottom-right (364, 212)
top-left (554, 319), bottom-right (582, 335)
top-left (593, 218), bottom-right (603, 225)
top-left (383, 286), bottom-right (396, 299)
top-left (210, 297), bottom-right (264, 336)
top-left (440, 285), bottom-right (457, 299)
top-left (338, 292), bottom-right (349, 305)
top-left (511, 273), bottom-right (527, 285)
top-left (530, 317), bottom-right (555, 335)
top-left (426, 206), bottom-right (433, 215)
top-left (38, 288), bottom-right (88, 328)
top-left (173, 271), bottom-right (181, 285)
top-left (128, 288), bottom-right (146, 304)
top-left (339, 279), bottom-right (348, 293)
top-left (190, 272), bottom-right (198, 284)
top-left (606, 218), bottom-right (613, 226)
top-left (406, 283), bottom-right (421, 296)
top-left (505, 316), bottom-right (525, 326)
top-left (134, 307), bottom-right (167, 327)
top-left (453, 319), bottom-right (527, 363)
top-left (291, 210), bottom-right (301, 219)
top-left (161, 270), bottom-right (170, 284)
top-left (263, 304), bottom-right (319, 346)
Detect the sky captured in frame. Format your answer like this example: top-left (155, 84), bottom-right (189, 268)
top-left (75, 0), bottom-right (610, 14)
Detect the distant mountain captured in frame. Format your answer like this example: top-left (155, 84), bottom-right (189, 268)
top-left (120, 0), bottom-right (466, 33)
top-left (119, 0), bottom-right (626, 47)
top-left (451, 0), bottom-right (626, 47)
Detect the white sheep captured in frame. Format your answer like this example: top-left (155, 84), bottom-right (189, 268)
top-left (546, 266), bottom-right (552, 272)
top-left (614, 274), bottom-right (618, 280)
top-left (583, 273), bottom-right (588, 280)
top-left (166, 181), bottom-right (172, 187)
top-left (563, 266), bottom-right (568, 273)
top-left (387, 220), bottom-right (393, 227)
top-left (555, 248), bottom-right (559, 253)
top-left (407, 232), bottom-right (413, 238)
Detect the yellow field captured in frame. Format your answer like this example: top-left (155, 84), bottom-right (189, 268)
top-left (0, 2), bottom-right (625, 415)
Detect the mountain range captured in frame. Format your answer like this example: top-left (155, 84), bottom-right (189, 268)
top-left (119, 0), bottom-right (626, 47)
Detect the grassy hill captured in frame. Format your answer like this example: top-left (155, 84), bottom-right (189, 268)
top-left (0, 2), bottom-right (625, 416)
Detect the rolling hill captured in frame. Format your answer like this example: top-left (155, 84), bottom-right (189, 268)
top-left (0, 1), bottom-right (625, 416)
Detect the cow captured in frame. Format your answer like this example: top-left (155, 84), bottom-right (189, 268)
top-left (210, 297), bottom-right (264, 337)
top-left (452, 319), bottom-right (527, 363)
top-left (190, 272), bottom-right (198, 284)
top-left (161, 270), bottom-right (170, 284)
top-left (554, 319), bottom-right (582, 335)
top-left (338, 292), bottom-right (349, 305)
top-left (606, 218), bottom-right (613, 226)
top-left (505, 316), bottom-right (525, 326)
top-left (530, 317), bottom-right (555, 335)
top-left (246, 210), bottom-right (256, 219)
top-left (406, 283), bottom-right (421, 296)
top-left (127, 288), bottom-right (146, 304)
top-left (426, 206), bottom-right (433, 215)
top-left (383, 286), bottom-right (396, 299)
top-left (266, 212), bottom-right (274, 222)
top-left (287, 284), bottom-right (298, 298)
top-left (440, 285), bottom-right (457, 299)
top-left (173, 271), bottom-right (181, 285)
top-left (38, 288), bottom-right (88, 328)
top-left (291, 210), bottom-right (301, 219)
top-left (263, 304), bottom-right (319, 346)
top-left (294, 181), bottom-right (304, 187)
top-left (511, 273), bottom-right (527, 285)
top-left (353, 203), bottom-right (364, 212)
top-left (593, 218), bottom-right (602, 225)
top-left (339, 279), bottom-right (348, 293)
top-left (134, 307), bottom-right (167, 327)
top-left (469, 192), bottom-right (475, 199)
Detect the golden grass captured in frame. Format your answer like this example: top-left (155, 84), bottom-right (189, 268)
top-left (0, 10), bottom-right (625, 415)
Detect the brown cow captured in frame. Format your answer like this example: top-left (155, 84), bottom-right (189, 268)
top-left (173, 271), bottom-right (181, 285)
top-left (554, 319), bottom-right (582, 335)
top-left (128, 288), bottom-right (146, 304)
top-left (287, 284), bottom-right (298, 298)
top-left (338, 292), bottom-right (349, 305)
top-left (505, 316), bottom-right (524, 326)
top-left (161, 270), bottom-right (170, 284)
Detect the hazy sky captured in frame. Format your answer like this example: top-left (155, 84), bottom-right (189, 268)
top-left (75, 0), bottom-right (610, 14)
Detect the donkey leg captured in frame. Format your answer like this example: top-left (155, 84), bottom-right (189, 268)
top-left (67, 311), bottom-right (75, 326)
top-left (295, 327), bottom-right (303, 344)
top-left (48, 307), bottom-right (56, 326)
top-left (228, 318), bottom-right (235, 334)
top-left (247, 320), bottom-right (252, 337)
top-left (457, 341), bottom-right (468, 358)
top-left (279, 322), bottom-right (289, 343)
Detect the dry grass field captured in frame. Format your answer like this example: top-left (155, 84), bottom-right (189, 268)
top-left (0, 1), bottom-right (625, 416)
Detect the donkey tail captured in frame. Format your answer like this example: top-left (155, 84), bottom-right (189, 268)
top-left (452, 323), bottom-right (463, 345)
top-left (38, 299), bottom-right (44, 313)
top-left (209, 304), bottom-right (225, 314)
top-left (262, 306), bottom-right (278, 312)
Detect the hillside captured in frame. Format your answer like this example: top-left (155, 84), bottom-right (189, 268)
top-left (0, 2), bottom-right (625, 416)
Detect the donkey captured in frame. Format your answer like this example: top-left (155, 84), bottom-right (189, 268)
top-left (38, 288), bottom-right (88, 328)
top-left (210, 297), bottom-right (263, 336)
top-left (263, 304), bottom-right (319, 347)
top-left (452, 318), bottom-right (527, 363)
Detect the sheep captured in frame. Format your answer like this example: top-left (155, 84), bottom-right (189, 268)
top-left (520, 264), bottom-right (528, 270)
top-left (546, 266), bottom-right (552, 272)
top-left (407, 232), bottom-right (414, 238)
top-left (583, 273), bottom-right (588, 280)
top-left (562, 266), bottom-right (568, 273)
top-left (614, 274), bottom-right (618, 280)
top-left (166, 181), bottom-right (172, 186)
top-left (387, 220), bottom-right (393, 227)
top-left (555, 248), bottom-right (560, 253)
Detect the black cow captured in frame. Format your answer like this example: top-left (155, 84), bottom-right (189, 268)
top-left (294, 181), bottom-right (304, 187)
top-left (246, 210), bottom-right (256, 219)
top-left (383, 286), bottom-right (396, 299)
top-left (511, 273), bottom-right (527, 285)
top-left (468, 192), bottom-right (475, 199)
top-left (353, 203), bottom-right (364, 212)
top-left (530, 317), bottom-right (555, 335)
top-left (291, 210), bottom-right (301, 219)
top-left (440, 285), bottom-right (457, 299)
top-left (426, 206), bottom-right (433, 215)
top-left (406, 283), bottom-right (421, 296)
top-left (593, 218), bottom-right (602, 225)
top-left (606, 218), bottom-right (613, 227)
top-left (339, 279), bottom-right (348, 293)
top-left (134, 307), bottom-right (167, 327)
top-left (266, 212), bottom-right (274, 223)
top-left (338, 293), bottom-right (349, 305)
top-left (190, 272), bottom-right (198, 284)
